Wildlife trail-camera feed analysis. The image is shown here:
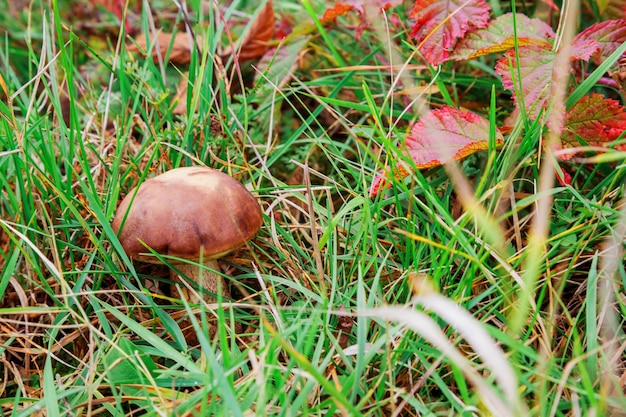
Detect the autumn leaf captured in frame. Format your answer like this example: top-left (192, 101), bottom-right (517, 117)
top-left (370, 107), bottom-right (504, 196)
top-left (320, 0), bottom-right (404, 38)
top-left (558, 93), bottom-right (626, 159)
top-left (451, 13), bottom-right (554, 61)
top-left (495, 45), bottom-right (556, 121)
top-left (404, 107), bottom-right (504, 164)
top-left (410, 0), bottom-right (491, 65)
top-left (495, 42), bottom-right (597, 131)
top-left (572, 19), bottom-right (626, 65)
top-left (320, 3), bottom-right (355, 23)
top-left (128, 32), bottom-right (198, 65)
top-left (230, 0), bottom-right (276, 62)
top-left (568, 38), bottom-right (601, 61)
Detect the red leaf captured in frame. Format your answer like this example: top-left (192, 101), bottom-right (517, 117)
top-left (235, 0), bottom-right (276, 62)
top-left (572, 19), bottom-right (626, 64)
top-left (371, 107), bottom-right (504, 196)
top-left (321, 0), bottom-right (403, 38)
top-left (451, 13), bottom-right (554, 61)
top-left (569, 38), bottom-right (600, 61)
top-left (405, 107), bottom-right (502, 163)
top-left (276, 16), bottom-right (294, 39)
top-left (495, 45), bottom-right (556, 121)
top-left (410, 0), bottom-right (491, 65)
top-left (558, 93), bottom-right (626, 159)
top-left (495, 43), bottom-right (594, 132)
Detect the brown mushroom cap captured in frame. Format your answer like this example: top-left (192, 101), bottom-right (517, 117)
top-left (112, 166), bottom-right (262, 263)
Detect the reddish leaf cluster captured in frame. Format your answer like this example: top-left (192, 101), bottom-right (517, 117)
top-left (492, 19), bottom-right (626, 164)
top-left (370, 3), bottom-right (626, 194)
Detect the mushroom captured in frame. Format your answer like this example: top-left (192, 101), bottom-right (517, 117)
top-left (112, 166), bottom-right (262, 303)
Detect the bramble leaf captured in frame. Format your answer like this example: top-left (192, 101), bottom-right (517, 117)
top-left (495, 41), bottom-right (598, 131)
top-left (370, 107), bottom-right (504, 196)
top-left (558, 93), bottom-right (626, 159)
top-left (410, 0), bottom-right (491, 65)
top-left (495, 45), bottom-right (556, 121)
top-left (568, 38), bottom-right (600, 61)
top-left (451, 13), bottom-right (554, 61)
top-left (572, 19), bottom-right (626, 64)
top-left (404, 107), bottom-right (503, 165)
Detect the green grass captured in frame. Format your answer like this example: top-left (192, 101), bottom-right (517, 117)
top-left (1, 0), bottom-right (625, 416)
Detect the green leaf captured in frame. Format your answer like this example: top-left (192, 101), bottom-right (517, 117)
top-left (104, 337), bottom-right (158, 385)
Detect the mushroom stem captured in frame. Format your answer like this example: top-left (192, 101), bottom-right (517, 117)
top-left (173, 260), bottom-right (231, 304)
